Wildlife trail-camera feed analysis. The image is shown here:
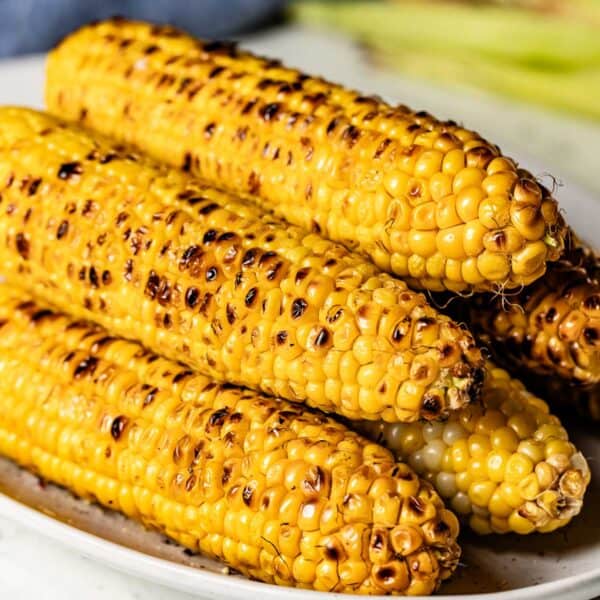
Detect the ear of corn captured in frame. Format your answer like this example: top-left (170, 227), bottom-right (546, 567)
top-left (45, 18), bottom-right (566, 293)
top-left (358, 363), bottom-right (590, 535)
top-left (522, 374), bottom-right (600, 421)
top-left (0, 107), bottom-right (483, 423)
top-left (0, 286), bottom-right (461, 595)
top-left (462, 242), bottom-right (600, 386)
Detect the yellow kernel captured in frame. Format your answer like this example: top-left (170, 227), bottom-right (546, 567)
top-left (475, 410), bottom-right (506, 435)
top-left (488, 489), bottom-right (513, 518)
top-left (511, 241), bottom-right (548, 277)
top-left (535, 462), bottom-right (557, 489)
top-left (487, 449), bottom-right (512, 482)
top-left (462, 221), bottom-right (488, 257)
top-left (387, 198), bottom-right (412, 232)
top-left (517, 440), bottom-right (545, 464)
top-left (477, 251), bottom-right (510, 282)
top-left (444, 258), bottom-right (464, 283)
top-left (486, 157), bottom-right (516, 174)
top-left (410, 202), bottom-right (436, 230)
top-left (469, 480), bottom-right (497, 507)
top-left (490, 516), bottom-right (511, 534)
top-left (450, 439), bottom-right (470, 473)
top-left (455, 471), bottom-right (472, 493)
top-left (508, 413), bottom-right (537, 439)
top-left (435, 194), bottom-right (462, 229)
top-left (430, 173), bottom-right (453, 202)
top-left (505, 453), bottom-right (534, 483)
top-left (293, 556), bottom-right (316, 584)
top-left (408, 230), bottom-right (437, 257)
top-left (499, 482), bottom-right (523, 508)
top-left (383, 171), bottom-right (411, 198)
top-left (453, 167), bottom-right (486, 193)
top-left (436, 225), bottom-right (466, 260)
top-left (490, 427), bottom-right (519, 452)
top-left (511, 209), bottom-right (547, 241)
top-left (478, 195), bottom-right (511, 229)
top-left (425, 253), bottom-right (446, 279)
top-left (482, 171), bottom-right (518, 196)
top-left (535, 423), bottom-right (568, 442)
top-left (468, 458), bottom-right (488, 482)
top-left (390, 252), bottom-right (409, 276)
top-left (442, 149), bottom-right (465, 175)
top-left (545, 439), bottom-right (574, 459)
top-left (461, 257), bottom-right (484, 284)
top-left (407, 254), bottom-right (428, 279)
top-left (373, 492), bottom-right (402, 527)
top-left (456, 187), bottom-right (486, 223)
top-left (415, 150), bottom-right (444, 179)
top-left (397, 381), bottom-right (425, 412)
top-left (508, 512), bottom-right (536, 535)
top-left (470, 514), bottom-right (493, 535)
top-left (518, 473), bottom-right (540, 501)
top-left (468, 433), bottom-right (492, 458)
top-left (483, 227), bottom-right (525, 254)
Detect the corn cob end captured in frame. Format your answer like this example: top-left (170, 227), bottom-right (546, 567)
top-left (359, 364), bottom-right (591, 535)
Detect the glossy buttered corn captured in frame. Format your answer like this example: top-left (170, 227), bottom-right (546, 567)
top-left (0, 288), bottom-right (461, 595)
top-left (359, 363), bottom-right (590, 535)
top-left (0, 107), bottom-right (483, 423)
top-left (46, 18), bottom-right (566, 292)
top-left (465, 244), bottom-right (600, 386)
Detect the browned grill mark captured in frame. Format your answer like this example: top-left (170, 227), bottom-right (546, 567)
top-left (15, 233), bottom-right (29, 259)
top-left (57, 162), bottom-right (83, 180)
top-left (143, 387), bottom-right (159, 407)
top-left (56, 220), bottom-right (69, 239)
top-left (73, 356), bottom-right (99, 378)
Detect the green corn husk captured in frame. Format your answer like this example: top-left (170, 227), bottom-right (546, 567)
top-left (294, 1), bottom-right (600, 119)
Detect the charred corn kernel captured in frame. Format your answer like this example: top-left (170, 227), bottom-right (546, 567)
top-left (0, 108), bottom-right (483, 423)
top-left (45, 18), bottom-right (566, 293)
top-left (359, 362), bottom-right (591, 535)
top-left (479, 244), bottom-right (600, 385)
top-left (0, 288), bottom-right (460, 595)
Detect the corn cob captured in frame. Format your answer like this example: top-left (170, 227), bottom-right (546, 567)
top-left (0, 287), bottom-right (461, 595)
top-left (358, 363), bottom-right (590, 535)
top-left (519, 372), bottom-right (600, 422)
top-left (45, 18), bottom-right (566, 293)
top-left (0, 107), bottom-right (483, 423)
top-left (463, 244), bottom-right (600, 386)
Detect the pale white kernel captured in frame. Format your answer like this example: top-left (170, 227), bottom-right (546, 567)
top-left (442, 422), bottom-right (468, 446)
top-left (423, 421), bottom-right (444, 442)
top-left (451, 492), bottom-right (472, 515)
top-left (436, 472), bottom-right (458, 498)
top-left (423, 440), bottom-right (447, 472)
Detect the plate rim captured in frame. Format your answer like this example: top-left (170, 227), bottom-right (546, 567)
top-left (1, 489), bottom-right (599, 600)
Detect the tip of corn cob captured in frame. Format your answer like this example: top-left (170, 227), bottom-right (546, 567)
top-left (358, 362), bottom-right (591, 535)
top-left (465, 236), bottom-right (600, 386)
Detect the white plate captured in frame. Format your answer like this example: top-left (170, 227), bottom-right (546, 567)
top-left (0, 25), bottom-right (599, 600)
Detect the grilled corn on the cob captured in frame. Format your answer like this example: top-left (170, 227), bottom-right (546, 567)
top-left (45, 18), bottom-right (566, 293)
top-left (0, 107), bottom-right (483, 423)
top-left (521, 373), bottom-right (600, 422)
top-left (0, 287), bottom-right (461, 595)
top-left (359, 363), bottom-right (590, 535)
top-left (464, 244), bottom-right (600, 386)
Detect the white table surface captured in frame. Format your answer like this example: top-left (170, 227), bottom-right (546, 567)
top-left (0, 23), bottom-right (599, 600)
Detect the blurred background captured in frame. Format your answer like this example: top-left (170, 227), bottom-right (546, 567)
top-left (1, 0), bottom-right (599, 196)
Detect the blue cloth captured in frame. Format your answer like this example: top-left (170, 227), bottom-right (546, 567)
top-left (0, 0), bottom-right (285, 57)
